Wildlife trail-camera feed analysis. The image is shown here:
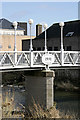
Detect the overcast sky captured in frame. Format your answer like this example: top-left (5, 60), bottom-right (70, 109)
top-left (0, 0), bottom-right (80, 35)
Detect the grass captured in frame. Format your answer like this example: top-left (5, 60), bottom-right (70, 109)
top-left (2, 95), bottom-right (77, 119)
top-left (2, 86), bottom-right (78, 119)
top-left (25, 99), bottom-right (77, 119)
top-left (26, 99), bottom-right (60, 119)
top-left (2, 89), bottom-right (25, 118)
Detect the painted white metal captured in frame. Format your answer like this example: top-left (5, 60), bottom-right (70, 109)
top-left (42, 53), bottom-right (54, 65)
top-left (0, 51), bottom-right (80, 70)
top-left (28, 19), bottom-right (33, 51)
top-left (60, 25), bottom-right (64, 66)
top-left (30, 51), bottom-right (33, 67)
top-left (43, 23), bottom-right (48, 51)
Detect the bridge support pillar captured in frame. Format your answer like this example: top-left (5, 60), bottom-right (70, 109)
top-left (25, 70), bottom-right (55, 110)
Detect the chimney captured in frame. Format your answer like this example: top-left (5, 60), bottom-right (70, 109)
top-left (36, 24), bottom-right (42, 36)
top-left (18, 22), bottom-right (27, 35)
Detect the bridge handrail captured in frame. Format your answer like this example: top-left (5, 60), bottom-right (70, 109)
top-left (0, 50), bottom-right (80, 70)
top-left (0, 51), bottom-right (31, 53)
top-left (64, 51), bottom-right (80, 53)
top-left (0, 51), bottom-right (80, 53)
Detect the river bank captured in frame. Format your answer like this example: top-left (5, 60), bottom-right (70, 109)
top-left (1, 85), bottom-right (80, 119)
top-left (1, 70), bottom-right (80, 119)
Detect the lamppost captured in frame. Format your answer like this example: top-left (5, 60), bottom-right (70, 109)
top-left (13, 21), bottom-right (18, 51)
top-left (43, 23), bottom-right (48, 52)
top-left (28, 19), bottom-right (33, 51)
top-left (13, 21), bottom-right (18, 64)
top-left (59, 22), bottom-right (64, 66)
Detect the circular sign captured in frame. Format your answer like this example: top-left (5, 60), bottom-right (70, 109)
top-left (42, 53), bottom-right (54, 65)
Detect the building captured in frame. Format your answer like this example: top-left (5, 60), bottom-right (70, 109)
top-left (22, 19), bottom-right (80, 86)
top-left (36, 24), bottom-right (42, 36)
top-left (22, 20), bottom-right (80, 51)
top-left (18, 22), bottom-right (27, 35)
top-left (0, 18), bottom-right (25, 36)
top-left (0, 18), bottom-right (35, 51)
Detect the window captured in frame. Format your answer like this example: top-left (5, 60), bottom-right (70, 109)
top-left (0, 45), bottom-right (2, 48)
top-left (8, 45), bottom-right (11, 48)
top-left (42, 47), bottom-right (45, 51)
top-left (66, 46), bottom-right (71, 51)
top-left (37, 47), bottom-right (41, 51)
top-left (54, 47), bottom-right (58, 51)
top-left (33, 47), bottom-right (36, 51)
top-left (66, 32), bottom-right (74, 37)
top-left (48, 47), bottom-right (52, 51)
top-left (63, 46), bottom-right (65, 50)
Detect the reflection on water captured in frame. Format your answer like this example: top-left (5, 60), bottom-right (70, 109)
top-left (2, 85), bottom-right (25, 118)
top-left (2, 85), bottom-right (80, 118)
top-left (55, 90), bottom-right (80, 118)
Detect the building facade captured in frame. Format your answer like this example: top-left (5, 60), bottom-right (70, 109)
top-left (18, 22), bottom-right (27, 35)
top-left (22, 20), bottom-right (80, 51)
top-left (0, 18), bottom-right (35, 51)
top-left (36, 24), bottom-right (42, 37)
top-left (22, 20), bottom-right (80, 88)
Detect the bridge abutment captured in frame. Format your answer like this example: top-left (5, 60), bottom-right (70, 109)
top-left (25, 70), bottom-right (55, 110)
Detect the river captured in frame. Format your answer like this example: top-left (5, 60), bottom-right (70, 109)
top-left (2, 85), bottom-right (80, 118)
top-left (55, 90), bottom-right (80, 118)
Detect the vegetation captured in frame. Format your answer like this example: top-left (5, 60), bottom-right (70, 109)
top-left (56, 81), bottom-right (80, 91)
top-left (26, 99), bottom-right (60, 119)
top-left (2, 91), bottom-right (77, 119)
top-left (2, 88), bottom-right (25, 118)
top-left (2, 71), bottom-right (79, 119)
top-left (54, 69), bottom-right (80, 92)
top-left (25, 99), bottom-right (77, 119)
top-left (2, 71), bottom-right (25, 85)
top-left (2, 70), bottom-right (80, 91)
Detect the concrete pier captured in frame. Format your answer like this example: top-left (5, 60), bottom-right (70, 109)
top-left (25, 70), bottom-right (55, 110)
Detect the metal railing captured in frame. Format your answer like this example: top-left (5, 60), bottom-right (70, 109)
top-left (0, 51), bottom-right (80, 70)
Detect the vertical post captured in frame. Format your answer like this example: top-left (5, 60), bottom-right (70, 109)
top-left (14, 27), bottom-right (17, 51)
top-left (14, 27), bottom-right (17, 64)
top-left (61, 26), bottom-right (64, 66)
top-left (43, 23), bottom-right (48, 52)
top-left (45, 29), bottom-right (47, 51)
top-left (28, 19), bottom-right (33, 67)
top-left (28, 19), bottom-right (33, 51)
top-left (30, 51), bottom-right (33, 67)
top-left (59, 22), bottom-right (64, 66)
top-left (13, 21), bottom-right (18, 65)
top-left (43, 24), bottom-right (48, 69)
top-left (30, 24), bottom-right (33, 51)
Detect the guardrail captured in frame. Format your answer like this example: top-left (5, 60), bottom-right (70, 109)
top-left (0, 51), bottom-right (80, 70)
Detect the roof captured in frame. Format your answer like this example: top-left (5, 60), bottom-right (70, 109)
top-left (34, 20), bottom-right (80, 40)
top-left (0, 18), bottom-right (24, 30)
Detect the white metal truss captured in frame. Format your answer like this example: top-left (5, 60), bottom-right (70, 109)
top-left (0, 51), bottom-right (80, 70)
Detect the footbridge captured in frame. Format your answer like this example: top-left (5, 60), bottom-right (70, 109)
top-left (0, 50), bottom-right (80, 112)
top-left (0, 50), bottom-right (80, 71)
